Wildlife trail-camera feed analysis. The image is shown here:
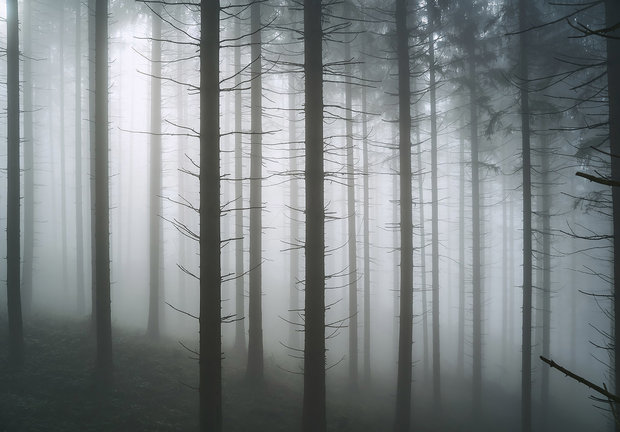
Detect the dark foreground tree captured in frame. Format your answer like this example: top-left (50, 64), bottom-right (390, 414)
top-left (394, 0), bottom-right (414, 430)
top-left (247, 0), bottom-right (264, 382)
top-left (6, 0), bottom-right (23, 368)
top-left (147, 2), bottom-right (163, 340)
top-left (199, 0), bottom-right (222, 430)
top-left (302, 0), bottom-right (326, 431)
top-left (94, 0), bottom-right (112, 381)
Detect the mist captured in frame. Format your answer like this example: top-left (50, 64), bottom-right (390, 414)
top-left (0, 0), bottom-right (618, 431)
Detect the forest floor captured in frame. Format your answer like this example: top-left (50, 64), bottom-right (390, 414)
top-left (0, 315), bottom-right (602, 432)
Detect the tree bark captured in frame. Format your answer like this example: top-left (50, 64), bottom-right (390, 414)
top-left (95, 0), bottom-right (112, 382)
top-left (362, 64), bottom-right (371, 384)
top-left (394, 0), bottom-right (414, 430)
top-left (247, 0), bottom-right (264, 382)
top-left (6, 0), bottom-right (23, 368)
top-left (147, 3), bottom-right (163, 340)
top-left (518, 0), bottom-right (532, 430)
top-left (605, 0), bottom-right (620, 427)
top-left (89, 0), bottom-right (97, 329)
top-left (302, 1), bottom-right (326, 430)
top-left (233, 6), bottom-right (246, 356)
top-left (428, 3), bottom-right (441, 407)
top-left (199, 1), bottom-right (222, 430)
top-left (22, 0), bottom-right (34, 317)
top-left (457, 115), bottom-right (465, 378)
top-left (75, 0), bottom-right (86, 316)
top-left (344, 2), bottom-right (358, 387)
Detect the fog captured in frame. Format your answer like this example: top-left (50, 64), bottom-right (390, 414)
top-left (0, 0), bottom-right (617, 431)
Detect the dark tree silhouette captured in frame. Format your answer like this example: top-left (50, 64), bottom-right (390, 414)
top-left (394, 0), bottom-right (414, 430)
top-left (199, 0), bottom-right (222, 430)
top-left (302, 0), bottom-right (326, 431)
top-left (6, 0), bottom-right (23, 369)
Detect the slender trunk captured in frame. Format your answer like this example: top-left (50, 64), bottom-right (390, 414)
top-left (247, 0), bottom-right (264, 382)
top-left (199, 1), bottom-right (222, 430)
top-left (540, 127), bottom-right (551, 427)
top-left (428, 9), bottom-right (440, 406)
top-left (457, 115), bottom-right (465, 378)
top-left (233, 9), bottom-right (246, 356)
top-left (176, 16), bottom-right (187, 311)
top-left (23, 0), bottom-right (34, 316)
top-left (362, 66), bottom-right (371, 383)
top-left (604, 0), bottom-right (620, 427)
top-left (95, 0), bottom-right (112, 381)
top-left (288, 74), bottom-right (300, 349)
top-left (89, 0), bottom-right (97, 328)
top-left (394, 0), bottom-right (414, 429)
top-left (518, 0), bottom-right (532, 429)
top-left (413, 82), bottom-right (429, 382)
top-left (75, 0), bottom-right (86, 316)
top-left (468, 29), bottom-right (482, 418)
top-left (7, 0), bottom-right (23, 368)
top-left (344, 6), bottom-right (358, 386)
top-left (393, 152), bottom-right (399, 362)
top-left (502, 171), bottom-right (508, 366)
top-left (302, 1), bottom-right (326, 430)
top-left (60, 4), bottom-right (69, 293)
top-left (147, 4), bottom-right (163, 340)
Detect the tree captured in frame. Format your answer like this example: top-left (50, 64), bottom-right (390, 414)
top-left (6, 0), bottom-right (23, 368)
top-left (147, 2), bottom-right (163, 340)
top-left (394, 0), bottom-right (414, 430)
top-left (22, 0), bottom-right (35, 316)
top-left (518, 0), bottom-right (533, 430)
top-left (94, 0), bottom-right (112, 381)
top-left (75, 0), bottom-right (86, 315)
top-left (302, 0), bottom-right (326, 430)
top-left (247, 0), bottom-right (264, 382)
top-left (199, 0), bottom-right (222, 430)
top-left (427, 0), bottom-right (441, 408)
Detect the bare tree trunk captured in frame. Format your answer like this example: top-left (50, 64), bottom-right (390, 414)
top-left (233, 8), bottom-right (246, 356)
top-left (95, 0), bottom-right (112, 382)
top-left (540, 126), bottom-right (551, 428)
top-left (362, 65), bottom-right (371, 384)
top-left (427, 5), bottom-right (441, 407)
top-left (247, 0), bottom-right (264, 382)
top-left (60, 3), bottom-right (69, 293)
top-left (518, 0), bottom-right (532, 429)
top-left (147, 3), bottom-right (163, 340)
top-left (75, 0), bottom-right (86, 316)
top-left (605, 1), bottom-right (620, 427)
top-left (288, 74), bottom-right (300, 349)
top-left (467, 27), bottom-right (482, 418)
top-left (394, 0), bottom-right (414, 429)
top-left (457, 115), bottom-right (465, 378)
top-left (199, 1), bottom-right (222, 430)
top-left (344, 3), bottom-right (358, 386)
top-left (7, 0), bottom-right (23, 368)
top-left (89, 0), bottom-right (97, 329)
top-left (302, 1), bottom-right (326, 430)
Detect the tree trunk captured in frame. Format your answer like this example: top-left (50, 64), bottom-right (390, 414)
top-left (22, 0), bottom-right (34, 316)
top-left (302, 1), bottom-right (326, 430)
top-left (75, 0), bottom-right (86, 316)
top-left (247, 0), bottom-right (264, 382)
top-left (6, 0), bottom-right (23, 368)
top-left (362, 64), bottom-right (371, 384)
top-left (147, 4), bottom-right (163, 340)
top-left (468, 27), bottom-right (482, 418)
top-left (199, 1), bottom-right (222, 430)
top-left (288, 72), bottom-right (300, 349)
top-left (344, 3), bottom-right (358, 387)
top-left (540, 126), bottom-right (551, 427)
top-left (518, 0), bottom-right (532, 429)
top-left (60, 3), bottom-right (69, 293)
top-left (95, 0), bottom-right (112, 382)
top-left (606, 0), bottom-right (620, 426)
top-left (89, 0), bottom-right (97, 329)
top-left (233, 7), bottom-right (246, 356)
top-left (394, 0), bottom-right (414, 430)
top-left (427, 4), bottom-right (440, 407)
top-left (457, 115), bottom-right (465, 378)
